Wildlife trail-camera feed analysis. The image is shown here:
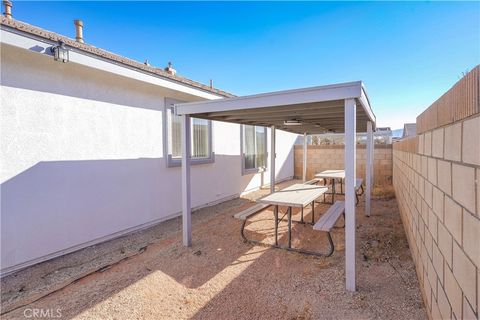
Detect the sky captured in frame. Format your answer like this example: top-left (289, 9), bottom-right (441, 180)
top-left (11, 1), bottom-right (480, 129)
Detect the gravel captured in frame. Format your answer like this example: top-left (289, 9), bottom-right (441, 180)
top-left (1, 181), bottom-right (426, 319)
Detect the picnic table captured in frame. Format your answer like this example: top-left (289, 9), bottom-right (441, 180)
top-left (314, 169), bottom-right (345, 203)
top-left (257, 183), bottom-right (328, 255)
top-left (235, 183), bottom-right (347, 257)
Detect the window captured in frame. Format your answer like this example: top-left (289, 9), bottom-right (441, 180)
top-left (164, 98), bottom-right (214, 167)
top-left (241, 125), bottom-right (267, 174)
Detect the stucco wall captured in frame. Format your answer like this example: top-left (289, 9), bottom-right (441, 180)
top-left (294, 145), bottom-right (392, 185)
top-left (393, 67), bottom-right (479, 320)
top-left (0, 43), bottom-right (296, 274)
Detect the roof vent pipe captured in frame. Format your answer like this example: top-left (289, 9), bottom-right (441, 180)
top-left (3, 0), bottom-right (12, 19)
top-left (209, 79), bottom-right (213, 88)
top-left (74, 19), bottom-right (84, 43)
top-left (164, 62), bottom-right (177, 76)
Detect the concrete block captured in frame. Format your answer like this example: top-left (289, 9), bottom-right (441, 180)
top-left (437, 160), bottom-right (452, 196)
top-left (437, 282), bottom-right (452, 319)
top-left (438, 222), bottom-right (452, 268)
top-left (419, 216), bottom-right (426, 241)
top-left (432, 243), bottom-right (444, 284)
top-left (422, 200), bottom-right (429, 224)
top-left (422, 156), bottom-right (428, 179)
top-left (432, 187), bottom-right (444, 221)
top-left (462, 116), bottom-right (480, 165)
top-left (427, 258), bottom-right (438, 298)
top-left (452, 164), bottom-right (476, 213)
top-left (428, 157), bottom-right (437, 185)
top-left (463, 296), bottom-right (477, 320)
top-left (444, 196), bottom-right (462, 245)
top-left (378, 159), bottom-right (387, 166)
top-left (419, 176), bottom-right (425, 198)
top-left (418, 134), bottom-right (424, 155)
top-left (424, 270), bottom-right (432, 310)
top-left (431, 301), bottom-right (442, 320)
top-left (477, 168), bottom-right (480, 218)
top-left (462, 210), bottom-right (480, 268)
top-left (444, 264), bottom-right (462, 319)
top-left (416, 154), bottom-right (422, 173)
top-left (424, 131), bottom-right (432, 156)
top-left (429, 208), bottom-right (438, 241)
top-left (432, 128), bottom-right (444, 159)
top-left (444, 123), bottom-right (462, 162)
top-left (452, 241), bottom-right (476, 307)
top-left (425, 229), bottom-right (433, 259)
top-left (425, 181), bottom-right (433, 208)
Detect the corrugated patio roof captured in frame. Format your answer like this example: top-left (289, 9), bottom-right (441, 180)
top-left (0, 17), bottom-right (234, 98)
top-left (175, 81), bottom-right (376, 134)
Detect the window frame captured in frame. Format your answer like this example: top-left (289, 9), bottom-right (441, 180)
top-left (164, 98), bottom-right (215, 168)
top-left (240, 124), bottom-right (268, 175)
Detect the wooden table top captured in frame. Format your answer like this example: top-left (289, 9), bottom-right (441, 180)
top-left (258, 184), bottom-right (328, 208)
top-left (314, 169), bottom-right (345, 179)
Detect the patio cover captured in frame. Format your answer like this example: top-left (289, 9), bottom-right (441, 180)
top-left (175, 81), bottom-right (376, 292)
top-left (175, 81), bottom-right (374, 134)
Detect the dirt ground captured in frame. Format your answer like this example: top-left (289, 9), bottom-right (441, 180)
top-left (1, 180), bottom-right (426, 319)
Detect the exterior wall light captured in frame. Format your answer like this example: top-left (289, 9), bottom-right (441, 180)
top-left (284, 119), bottom-right (303, 126)
top-left (50, 41), bottom-right (69, 63)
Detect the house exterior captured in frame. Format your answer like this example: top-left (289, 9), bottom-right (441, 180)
top-left (0, 17), bottom-right (297, 275)
top-left (401, 123), bottom-right (417, 138)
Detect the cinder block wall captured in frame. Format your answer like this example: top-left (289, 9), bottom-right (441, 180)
top-left (393, 66), bottom-right (479, 320)
top-left (294, 145), bottom-right (392, 185)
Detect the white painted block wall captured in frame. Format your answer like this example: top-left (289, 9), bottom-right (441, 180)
top-left (0, 43), bottom-right (296, 274)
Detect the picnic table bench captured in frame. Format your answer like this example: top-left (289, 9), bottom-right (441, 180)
top-left (313, 201), bottom-right (345, 256)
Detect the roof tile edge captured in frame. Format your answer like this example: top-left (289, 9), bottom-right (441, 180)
top-left (0, 16), bottom-right (235, 98)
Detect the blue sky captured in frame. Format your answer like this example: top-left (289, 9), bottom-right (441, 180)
top-left (12, 1), bottom-right (480, 129)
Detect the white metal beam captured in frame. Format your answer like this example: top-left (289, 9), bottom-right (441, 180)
top-left (359, 84), bottom-right (376, 127)
top-left (175, 82), bottom-right (363, 115)
top-left (216, 106), bottom-right (346, 120)
top-left (344, 98), bottom-right (357, 291)
top-left (270, 126), bottom-right (276, 194)
top-left (303, 133), bottom-right (307, 183)
top-left (181, 115), bottom-right (192, 247)
top-left (371, 133), bottom-right (375, 189)
top-left (366, 121), bottom-right (373, 216)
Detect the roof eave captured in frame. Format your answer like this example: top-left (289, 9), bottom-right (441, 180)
top-left (0, 17), bottom-right (234, 98)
